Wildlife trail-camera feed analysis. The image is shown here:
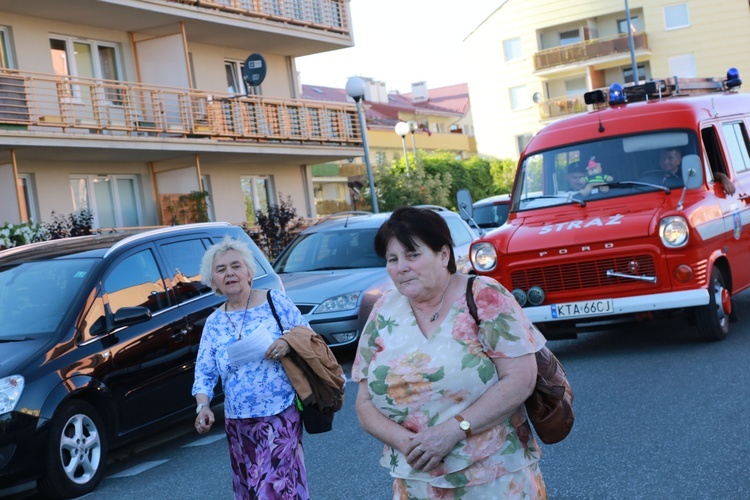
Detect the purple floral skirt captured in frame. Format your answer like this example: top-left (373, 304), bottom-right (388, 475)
top-left (225, 405), bottom-right (309, 499)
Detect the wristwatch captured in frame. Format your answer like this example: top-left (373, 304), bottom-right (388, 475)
top-left (196, 403), bottom-right (208, 414)
top-left (454, 414), bottom-right (471, 438)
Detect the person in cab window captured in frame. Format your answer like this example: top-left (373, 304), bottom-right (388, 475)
top-left (642, 147), bottom-right (736, 195)
top-left (565, 161), bottom-right (588, 193)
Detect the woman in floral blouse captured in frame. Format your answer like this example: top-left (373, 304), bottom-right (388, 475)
top-left (353, 207), bottom-right (547, 499)
top-left (192, 237), bottom-right (310, 499)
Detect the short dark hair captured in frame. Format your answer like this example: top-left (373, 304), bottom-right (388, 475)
top-left (374, 207), bottom-right (457, 274)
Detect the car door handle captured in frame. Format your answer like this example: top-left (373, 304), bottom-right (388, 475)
top-left (171, 329), bottom-right (188, 342)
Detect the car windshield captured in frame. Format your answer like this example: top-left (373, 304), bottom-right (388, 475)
top-left (0, 259), bottom-right (97, 336)
top-left (274, 228), bottom-right (385, 273)
top-left (513, 130), bottom-right (702, 211)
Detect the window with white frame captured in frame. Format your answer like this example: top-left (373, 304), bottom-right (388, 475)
top-left (664, 3), bottom-right (690, 30)
top-left (69, 175), bottom-right (141, 229)
top-left (49, 36), bottom-right (122, 102)
top-left (241, 175), bottom-right (275, 223)
top-left (509, 85), bottom-right (530, 111)
top-left (0, 27), bottom-right (13, 68)
top-left (668, 54), bottom-right (696, 78)
top-left (503, 37), bottom-right (522, 63)
top-left (225, 60), bottom-right (261, 96)
top-left (623, 64), bottom-right (647, 84)
top-left (17, 174), bottom-right (38, 222)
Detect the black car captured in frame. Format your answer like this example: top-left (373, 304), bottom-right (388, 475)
top-left (0, 223), bottom-right (282, 498)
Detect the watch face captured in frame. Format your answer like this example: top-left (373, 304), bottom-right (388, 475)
top-left (459, 420), bottom-right (470, 431)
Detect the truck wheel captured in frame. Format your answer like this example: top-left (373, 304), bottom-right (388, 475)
top-left (38, 400), bottom-right (108, 498)
top-left (695, 267), bottom-right (730, 341)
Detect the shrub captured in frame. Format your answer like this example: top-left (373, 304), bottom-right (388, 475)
top-left (0, 220), bottom-right (50, 249)
top-left (44, 210), bottom-right (94, 240)
top-left (244, 195), bottom-right (304, 260)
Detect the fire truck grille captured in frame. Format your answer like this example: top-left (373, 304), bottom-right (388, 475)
top-left (510, 254), bottom-right (656, 292)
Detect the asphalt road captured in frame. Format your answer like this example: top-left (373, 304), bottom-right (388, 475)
top-left (7, 293), bottom-right (750, 499)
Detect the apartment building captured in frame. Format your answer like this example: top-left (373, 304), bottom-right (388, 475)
top-left (465, 0), bottom-right (750, 160)
top-left (0, 0), bottom-right (362, 229)
top-left (301, 79), bottom-right (476, 212)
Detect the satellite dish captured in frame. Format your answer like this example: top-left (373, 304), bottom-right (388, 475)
top-left (242, 53), bottom-right (267, 90)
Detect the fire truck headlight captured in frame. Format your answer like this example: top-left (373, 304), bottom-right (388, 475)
top-left (471, 242), bottom-right (497, 272)
top-left (659, 216), bottom-right (689, 248)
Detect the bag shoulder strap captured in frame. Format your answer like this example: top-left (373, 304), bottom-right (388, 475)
top-left (466, 275), bottom-right (479, 325)
top-left (266, 290), bottom-right (285, 334)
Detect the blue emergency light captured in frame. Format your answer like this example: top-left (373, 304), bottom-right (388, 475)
top-left (608, 83), bottom-right (626, 105)
top-left (726, 67), bottom-right (742, 89)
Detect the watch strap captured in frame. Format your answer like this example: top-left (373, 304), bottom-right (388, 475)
top-left (454, 413), bottom-right (471, 438)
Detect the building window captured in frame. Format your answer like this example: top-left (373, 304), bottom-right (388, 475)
top-left (225, 60), bottom-right (261, 96)
top-left (509, 85), bottom-right (529, 111)
top-left (70, 175), bottom-right (141, 229)
top-left (50, 36), bottom-right (122, 102)
top-left (664, 3), bottom-right (690, 30)
top-left (618, 16), bottom-right (640, 34)
top-left (503, 37), bottom-right (521, 62)
top-left (668, 54), bottom-right (696, 78)
top-left (516, 133), bottom-right (533, 155)
top-left (0, 27), bottom-right (13, 68)
top-left (559, 29), bottom-right (581, 46)
top-left (241, 175), bottom-right (274, 223)
top-left (17, 174), bottom-right (38, 222)
top-left (622, 64), bottom-right (647, 84)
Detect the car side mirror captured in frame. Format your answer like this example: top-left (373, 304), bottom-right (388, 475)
top-left (456, 189), bottom-right (474, 221)
top-left (113, 306), bottom-right (152, 328)
top-left (681, 154), bottom-right (703, 189)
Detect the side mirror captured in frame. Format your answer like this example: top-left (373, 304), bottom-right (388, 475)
top-left (113, 306), bottom-right (152, 328)
top-left (456, 189), bottom-right (474, 221)
top-left (681, 154), bottom-right (703, 189)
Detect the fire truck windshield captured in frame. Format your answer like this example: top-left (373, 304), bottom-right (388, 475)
top-left (512, 130), bottom-right (700, 211)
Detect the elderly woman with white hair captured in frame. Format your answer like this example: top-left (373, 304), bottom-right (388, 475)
top-left (192, 236), bottom-right (310, 499)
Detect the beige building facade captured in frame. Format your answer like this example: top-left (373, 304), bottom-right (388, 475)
top-left (0, 0), bottom-right (362, 229)
top-left (466, 0), bottom-right (750, 160)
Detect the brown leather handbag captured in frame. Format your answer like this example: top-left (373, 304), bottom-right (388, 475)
top-left (466, 276), bottom-right (574, 445)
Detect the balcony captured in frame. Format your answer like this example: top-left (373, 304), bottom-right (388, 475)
top-left (538, 93), bottom-right (586, 120)
top-left (534, 33), bottom-right (648, 72)
top-left (0, 70), bottom-right (361, 146)
top-left (171, 0), bottom-right (350, 34)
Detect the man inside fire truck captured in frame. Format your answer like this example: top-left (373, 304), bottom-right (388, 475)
top-left (641, 147), bottom-right (736, 195)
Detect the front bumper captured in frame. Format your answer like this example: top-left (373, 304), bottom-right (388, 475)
top-left (524, 289), bottom-right (710, 323)
top-left (0, 411), bottom-right (49, 489)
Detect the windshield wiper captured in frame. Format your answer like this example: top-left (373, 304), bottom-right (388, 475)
top-left (0, 337), bottom-right (34, 343)
top-left (600, 181), bottom-right (671, 194)
top-left (523, 194), bottom-right (586, 207)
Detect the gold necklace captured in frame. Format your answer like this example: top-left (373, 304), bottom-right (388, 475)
top-left (428, 275), bottom-right (453, 322)
top-left (224, 291), bottom-right (252, 339)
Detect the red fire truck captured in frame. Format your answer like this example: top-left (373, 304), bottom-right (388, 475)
top-left (466, 69), bottom-right (749, 341)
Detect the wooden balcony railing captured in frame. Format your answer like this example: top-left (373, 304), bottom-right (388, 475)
top-left (169, 0), bottom-right (350, 34)
top-left (538, 93), bottom-right (587, 120)
top-left (0, 70), bottom-right (362, 145)
top-left (534, 33), bottom-right (648, 71)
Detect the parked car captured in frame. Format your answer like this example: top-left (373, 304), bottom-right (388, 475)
top-left (0, 223), bottom-right (282, 498)
top-left (272, 208), bottom-right (478, 349)
top-left (472, 194), bottom-right (511, 230)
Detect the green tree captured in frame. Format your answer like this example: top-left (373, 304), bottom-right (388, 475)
top-left (489, 157), bottom-right (517, 194)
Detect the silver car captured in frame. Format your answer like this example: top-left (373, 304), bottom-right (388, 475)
top-left (272, 209), bottom-right (477, 349)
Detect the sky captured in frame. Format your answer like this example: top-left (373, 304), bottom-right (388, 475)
top-left (295, 0), bottom-right (501, 94)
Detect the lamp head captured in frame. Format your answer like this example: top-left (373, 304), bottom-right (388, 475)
top-left (395, 121), bottom-right (410, 137)
top-left (345, 77), bottom-right (366, 101)
top-left (407, 120), bottom-right (419, 133)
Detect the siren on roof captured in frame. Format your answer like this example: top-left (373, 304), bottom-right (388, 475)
top-left (726, 67), bottom-right (742, 90)
top-left (608, 83), bottom-right (626, 105)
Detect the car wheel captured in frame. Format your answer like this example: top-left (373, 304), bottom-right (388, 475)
top-left (38, 400), bottom-right (108, 498)
top-left (695, 267), bottom-right (730, 342)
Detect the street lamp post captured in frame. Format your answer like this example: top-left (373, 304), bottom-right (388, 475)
top-left (346, 77), bottom-right (379, 213)
top-left (395, 121), bottom-right (411, 176)
top-left (407, 120), bottom-right (419, 162)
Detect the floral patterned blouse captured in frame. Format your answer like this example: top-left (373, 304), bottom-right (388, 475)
top-left (352, 276), bottom-right (546, 489)
top-left (192, 289), bottom-right (308, 419)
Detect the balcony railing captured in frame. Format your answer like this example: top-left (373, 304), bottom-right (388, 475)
top-left (534, 33), bottom-right (648, 71)
top-left (538, 93), bottom-right (587, 119)
top-left (0, 70), bottom-right (362, 145)
top-left (169, 0), bottom-right (350, 34)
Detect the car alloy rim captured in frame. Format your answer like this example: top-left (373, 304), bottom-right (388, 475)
top-left (60, 413), bottom-right (102, 484)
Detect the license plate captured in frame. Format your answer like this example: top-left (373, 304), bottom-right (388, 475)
top-left (551, 299), bottom-right (614, 319)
